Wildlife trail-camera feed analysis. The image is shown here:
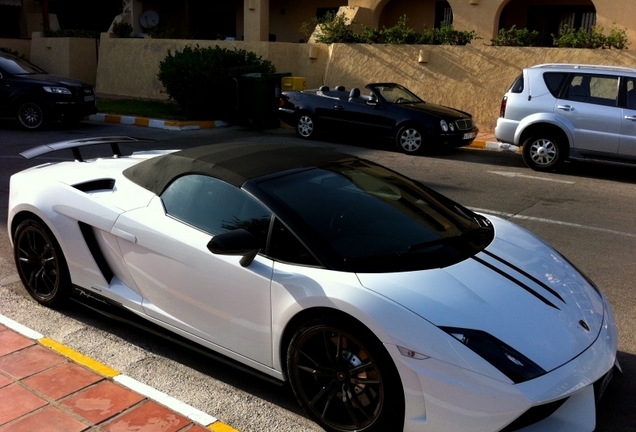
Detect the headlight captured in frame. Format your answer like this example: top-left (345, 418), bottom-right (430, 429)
top-left (440, 120), bottom-right (448, 132)
top-left (449, 122), bottom-right (455, 131)
top-left (43, 86), bottom-right (71, 94)
top-left (440, 327), bottom-right (546, 383)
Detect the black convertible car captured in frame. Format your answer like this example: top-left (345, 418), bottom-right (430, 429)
top-left (278, 82), bottom-right (478, 154)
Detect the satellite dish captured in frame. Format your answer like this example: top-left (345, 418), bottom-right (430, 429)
top-left (139, 10), bottom-right (159, 29)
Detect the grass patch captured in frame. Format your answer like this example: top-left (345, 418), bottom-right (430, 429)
top-left (96, 97), bottom-right (189, 121)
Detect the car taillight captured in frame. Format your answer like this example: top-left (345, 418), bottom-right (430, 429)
top-left (499, 96), bottom-right (508, 118)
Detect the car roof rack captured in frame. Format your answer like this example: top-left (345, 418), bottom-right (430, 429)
top-left (531, 63), bottom-right (636, 73)
top-left (20, 136), bottom-right (156, 162)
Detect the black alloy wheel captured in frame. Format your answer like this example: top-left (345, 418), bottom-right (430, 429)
top-left (287, 317), bottom-right (404, 432)
top-left (396, 125), bottom-right (423, 154)
top-left (16, 100), bottom-right (46, 130)
top-left (522, 134), bottom-right (565, 172)
top-left (14, 219), bottom-right (70, 306)
top-left (296, 113), bottom-right (316, 139)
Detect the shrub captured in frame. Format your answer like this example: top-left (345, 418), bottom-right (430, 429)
top-left (433, 22), bottom-right (479, 45)
top-left (148, 24), bottom-right (175, 39)
top-left (112, 21), bottom-right (133, 38)
top-left (301, 11), bottom-right (360, 44)
top-left (381, 15), bottom-right (421, 44)
top-left (301, 12), bottom-right (479, 46)
top-left (491, 25), bottom-right (538, 46)
top-left (552, 24), bottom-right (630, 49)
top-left (0, 47), bottom-right (24, 57)
top-left (42, 29), bottom-right (100, 38)
top-left (157, 45), bottom-right (276, 119)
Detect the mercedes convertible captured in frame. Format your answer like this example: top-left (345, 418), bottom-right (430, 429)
top-left (8, 137), bottom-right (619, 432)
top-left (278, 82), bottom-right (478, 154)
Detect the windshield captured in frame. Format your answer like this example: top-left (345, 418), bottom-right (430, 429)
top-left (256, 160), bottom-right (493, 272)
top-left (0, 56), bottom-right (47, 75)
top-left (373, 85), bottom-right (422, 104)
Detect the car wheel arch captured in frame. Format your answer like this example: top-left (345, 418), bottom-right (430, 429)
top-left (519, 123), bottom-right (570, 152)
top-left (10, 210), bottom-right (50, 242)
top-left (283, 307), bottom-right (406, 431)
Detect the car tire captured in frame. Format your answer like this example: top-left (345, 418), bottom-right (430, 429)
top-left (296, 113), bottom-right (316, 139)
top-left (522, 134), bottom-right (565, 172)
top-left (13, 219), bottom-right (70, 307)
top-left (286, 316), bottom-right (404, 432)
top-left (16, 100), bottom-right (47, 130)
top-left (395, 125), bottom-right (423, 154)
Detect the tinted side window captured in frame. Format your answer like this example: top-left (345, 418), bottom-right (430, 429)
top-left (268, 218), bottom-right (319, 266)
top-left (563, 74), bottom-right (619, 107)
top-left (625, 78), bottom-right (636, 110)
top-left (161, 174), bottom-right (272, 241)
top-left (543, 72), bottom-right (567, 97)
top-left (509, 73), bottom-right (524, 93)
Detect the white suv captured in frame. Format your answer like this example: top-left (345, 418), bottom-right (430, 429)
top-left (495, 63), bottom-right (636, 171)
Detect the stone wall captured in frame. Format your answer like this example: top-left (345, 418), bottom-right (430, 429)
top-left (95, 35), bottom-right (636, 132)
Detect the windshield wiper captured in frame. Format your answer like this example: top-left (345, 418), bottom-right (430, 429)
top-left (408, 227), bottom-right (493, 253)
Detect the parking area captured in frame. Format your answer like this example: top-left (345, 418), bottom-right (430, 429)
top-left (1, 118), bottom-right (635, 432)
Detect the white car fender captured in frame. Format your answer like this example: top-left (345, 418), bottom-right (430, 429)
top-left (513, 112), bottom-right (575, 146)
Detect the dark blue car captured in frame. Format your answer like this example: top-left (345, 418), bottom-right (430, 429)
top-left (0, 52), bottom-right (97, 130)
top-left (279, 82), bottom-right (478, 154)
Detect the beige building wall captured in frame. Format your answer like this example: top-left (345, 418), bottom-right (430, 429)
top-left (29, 32), bottom-right (97, 86)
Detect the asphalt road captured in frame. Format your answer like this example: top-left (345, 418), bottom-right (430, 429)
top-left (1, 118), bottom-right (635, 431)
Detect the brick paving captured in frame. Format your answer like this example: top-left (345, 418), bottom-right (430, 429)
top-left (0, 324), bottom-right (211, 432)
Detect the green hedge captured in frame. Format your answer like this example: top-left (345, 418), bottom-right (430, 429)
top-left (157, 45), bottom-right (276, 119)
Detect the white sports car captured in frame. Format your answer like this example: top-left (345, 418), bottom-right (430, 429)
top-left (8, 137), bottom-right (620, 432)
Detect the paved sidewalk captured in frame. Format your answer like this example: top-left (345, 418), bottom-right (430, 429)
top-left (0, 317), bottom-right (237, 432)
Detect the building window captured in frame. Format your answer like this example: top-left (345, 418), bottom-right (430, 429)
top-left (435, 1), bottom-right (453, 28)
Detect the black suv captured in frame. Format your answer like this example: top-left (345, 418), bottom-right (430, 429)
top-left (0, 52), bottom-right (97, 130)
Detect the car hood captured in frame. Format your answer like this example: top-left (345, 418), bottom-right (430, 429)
top-left (356, 215), bottom-right (604, 372)
top-left (401, 101), bottom-right (470, 119)
top-left (13, 73), bottom-right (90, 87)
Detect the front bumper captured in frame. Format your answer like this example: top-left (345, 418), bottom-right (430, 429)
top-left (428, 127), bottom-right (479, 148)
top-left (392, 298), bottom-right (618, 432)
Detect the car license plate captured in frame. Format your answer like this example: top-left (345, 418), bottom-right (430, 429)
top-left (463, 132), bottom-right (476, 140)
top-left (84, 95), bottom-right (95, 102)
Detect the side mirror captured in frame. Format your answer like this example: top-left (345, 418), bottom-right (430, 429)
top-left (207, 229), bottom-right (264, 267)
top-left (367, 97), bottom-right (378, 107)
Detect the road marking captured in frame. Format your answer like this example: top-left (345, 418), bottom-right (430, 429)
top-left (0, 312), bottom-right (225, 430)
top-left (488, 171), bottom-right (576, 184)
top-left (40, 337), bottom-right (120, 378)
top-left (472, 207), bottom-right (636, 239)
top-left (114, 375), bottom-right (218, 425)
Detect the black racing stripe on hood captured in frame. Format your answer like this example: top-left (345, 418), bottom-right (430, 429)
top-left (472, 256), bottom-right (560, 310)
top-left (482, 250), bottom-right (566, 304)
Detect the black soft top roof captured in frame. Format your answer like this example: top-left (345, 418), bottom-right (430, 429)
top-left (123, 142), bottom-right (354, 195)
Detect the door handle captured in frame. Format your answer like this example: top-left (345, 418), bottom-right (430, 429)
top-left (625, 115), bottom-right (636, 121)
top-left (557, 105), bottom-right (573, 111)
top-left (334, 105), bottom-right (344, 110)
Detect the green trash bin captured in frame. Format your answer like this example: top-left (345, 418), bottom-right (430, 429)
top-left (237, 72), bottom-right (292, 128)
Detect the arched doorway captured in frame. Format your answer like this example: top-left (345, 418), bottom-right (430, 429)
top-left (378, 0), bottom-right (452, 31)
top-left (498, 0), bottom-right (596, 47)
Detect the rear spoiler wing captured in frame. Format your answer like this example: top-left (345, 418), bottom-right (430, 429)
top-left (20, 136), bottom-right (156, 162)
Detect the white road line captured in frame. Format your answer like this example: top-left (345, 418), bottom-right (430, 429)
top-left (114, 375), bottom-right (217, 425)
top-left (488, 171), bottom-right (576, 184)
top-left (472, 207), bottom-right (636, 239)
top-left (0, 314), bottom-right (44, 339)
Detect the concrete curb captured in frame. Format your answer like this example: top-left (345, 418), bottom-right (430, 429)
top-left (88, 113), bottom-right (229, 131)
top-left (468, 139), bottom-right (521, 153)
top-left (0, 312), bottom-right (240, 432)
